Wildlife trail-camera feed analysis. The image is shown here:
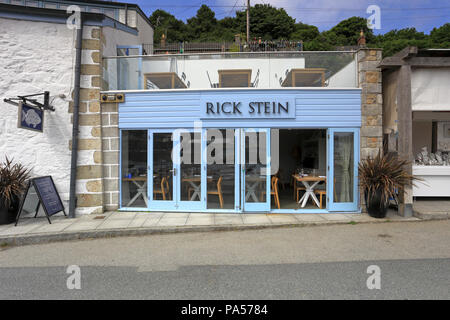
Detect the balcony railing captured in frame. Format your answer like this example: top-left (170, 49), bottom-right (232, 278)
top-left (102, 51), bottom-right (358, 91)
top-left (143, 40), bottom-right (303, 55)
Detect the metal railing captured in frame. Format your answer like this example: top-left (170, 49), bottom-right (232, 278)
top-left (143, 40), bottom-right (303, 55)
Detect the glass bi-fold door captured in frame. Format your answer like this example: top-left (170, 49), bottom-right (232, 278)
top-left (241, 128), bottom-right (271, 212)
top-left (148, 129), bottom-right (206, 210)
top-left (327, 128), bottom-right (359, 212)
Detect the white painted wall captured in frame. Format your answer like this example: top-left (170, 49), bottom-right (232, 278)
top-left (0, 17), bottom-right (76, 210)
top-left (412, 68), bottom-right (450, 111)
top-left (327, 59), bottom-right (356, 87)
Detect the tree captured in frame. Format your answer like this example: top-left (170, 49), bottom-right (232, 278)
top-left (430, 23), bottom-right (450, 46)
top-left (147, 6), bottom-right (449, 57)
top-left (186, 5), bottom-right (219, 41)
top-left (149, 9), bottom-right (187, 43)
top-left (235, 4), bottom-right (295, 40)
top-left (327, 16), bottom-right (375, 46)
top-left (290, 23), bottom-right (320, 42)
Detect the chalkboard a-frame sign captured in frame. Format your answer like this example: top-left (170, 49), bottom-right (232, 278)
top-left (15, 176), bottom-right (67, 226)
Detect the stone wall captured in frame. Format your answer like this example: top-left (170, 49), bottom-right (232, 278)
top-left (358, 48), bottom-right (383, 160)
top-left (69, 26), bottom-right (104, 215)
top-left (358, 48), bottom-right (383, 211)
top-left (101, 102), bottom-right (120, 211)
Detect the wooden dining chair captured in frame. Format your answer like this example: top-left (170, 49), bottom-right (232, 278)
top-left (262, 176), bottom-right (280, 209)
top-left (207, 176), bottom-right (224, 208)
top-left (293, 173), bottom-right (306, 202)
top-left (272, 176), bottom-right (281, 209)
top-left (153, 176), bottom-right (171, 200)
top-left (314, 178), bottom-right (337, 209)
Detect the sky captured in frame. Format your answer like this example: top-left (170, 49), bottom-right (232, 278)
top-left (132, 0), bottom-right (450, 35)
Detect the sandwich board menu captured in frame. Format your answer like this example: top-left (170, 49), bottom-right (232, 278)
top-left (15, 176), bottom-right (66, 226)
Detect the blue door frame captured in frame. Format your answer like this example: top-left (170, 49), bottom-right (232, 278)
top-left (327, 128), bottom-right (360, 212)
top-left (148, 129), bottom-right (177, 210)
top-left (174, 129), bottom-right (205, 211)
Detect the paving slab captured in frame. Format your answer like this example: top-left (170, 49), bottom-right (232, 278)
top-left (62, 220), bottom-right (104, 232)
top-left (186, 216), bottom-right (215, 226)
top-left (0, 221), bottom-right (43, 236)
top-left (414, 210), bottom-right (448, 220)
top-left (266, 214), bottom-right (298, 224)
top-left (27, 221), bottom-right (74, 234)
top-left (241, 214), bottom-right (272, 225)
top-left (97, 218), bottom-right (133, 230)
top-left (319, 214), bottom-right (351, 221)
top-left (156, 216), bottom-right (188, 227)
top-left (105, 212), bottom-right (137, 220)
top-left (128, 214), bottom-right (151, 228)
top-left (141, 216), bottom-right (163, 227)
top-left (294, 214), bottom-right (326, 222)
top-left (214, 214), bottom-right (244, 225)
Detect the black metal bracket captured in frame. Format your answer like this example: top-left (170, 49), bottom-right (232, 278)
top-left (3, 91), bottom-right (55, 111)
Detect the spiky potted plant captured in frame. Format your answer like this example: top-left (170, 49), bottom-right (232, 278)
top-left (0, 157), bottom-right (31, 225)
top-left (358, 151), bottom-right (418, 218)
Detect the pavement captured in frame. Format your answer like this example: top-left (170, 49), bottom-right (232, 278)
top-left (413, 199), bottom-right (450, 220)
top-left (1, 205), bottom-right (446, 246)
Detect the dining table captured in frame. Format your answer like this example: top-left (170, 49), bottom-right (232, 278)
top-left (182, 175), bottom-right (213, 201)
top-left (123, 176), bottom-right (148, 207)
top-left (245, 175), bottom-right (266, 202)
top-left (292, 174), bottom-right (326, 208)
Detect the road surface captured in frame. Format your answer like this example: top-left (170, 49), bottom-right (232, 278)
top-left (0, 220), bottom-right (449, 299)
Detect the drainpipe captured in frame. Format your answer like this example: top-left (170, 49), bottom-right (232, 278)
top-left (69, 17), bottom-right (84, 219)
top-left (124, 4), bottom-right (128, 26)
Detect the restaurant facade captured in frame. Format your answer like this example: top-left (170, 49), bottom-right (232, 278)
top-left (93, 49), bottom-right (383, 215)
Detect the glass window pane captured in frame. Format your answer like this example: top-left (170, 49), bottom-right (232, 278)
top-left (245, 130), bottom-right (267, 203)
top-left (121, 131), bottom-right (148, 207)
top-left (153, 133), bottom-right (173, 201)
top-left (206, 129), bottom-right (235, 209)
top-left (180, 132), bottom-right (202, 201)
top-left (334, 132), bottom-right (354, 203)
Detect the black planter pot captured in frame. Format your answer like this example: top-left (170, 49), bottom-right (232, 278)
top-left (365, 189), bottom-right (389, 219)
top-left (0, 197), bottom-right (20, 225)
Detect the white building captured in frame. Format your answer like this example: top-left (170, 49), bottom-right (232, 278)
top-left (0, 1), bottom-right (153, 215)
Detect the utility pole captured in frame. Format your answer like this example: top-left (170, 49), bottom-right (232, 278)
top-left (246, 0), bottom-right (250, 43)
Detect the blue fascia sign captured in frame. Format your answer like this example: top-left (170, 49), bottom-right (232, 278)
top-left (18, 102), bottom-right (44, 132)
top-left (200, 96), bottom-right (296, 119)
